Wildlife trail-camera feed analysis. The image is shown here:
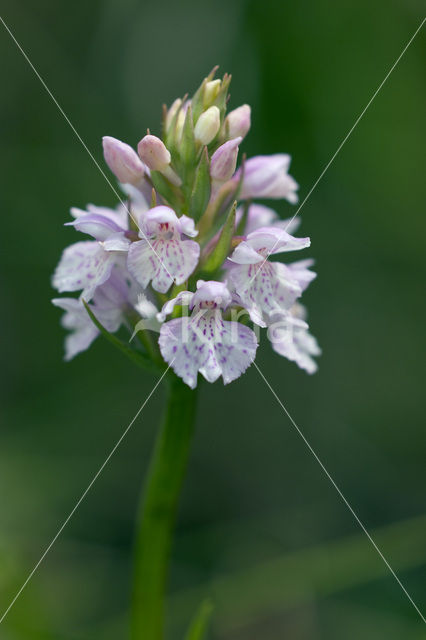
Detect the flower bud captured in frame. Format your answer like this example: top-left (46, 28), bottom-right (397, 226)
top-left (137, 134), bottom-right (182, 186)
top-left (194, 106), bottom-right (220, 145)
top-left (210, 137), bottom-right (242, 182)
top-left (137, 134), bottom-right (171, 171)
top-left (203, 79), bottom-right (221, 107)
top-left (102, 136), bottom-right (145, 184)
top-left (225, 104), bottom-right (251, 139)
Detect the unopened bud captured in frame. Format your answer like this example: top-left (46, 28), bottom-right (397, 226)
top-left (194, 106), bottom-right (220, 145)
top-left (225, 104), bottom-right (251, 139)
top-left (137, 134), bottom-right (171, 171)
top-left (203, 79), bottom-right (221, 107)
top-left (102, 136), bottom-right (145, 184)
top-left (210, 137), bottom-right (242, 181)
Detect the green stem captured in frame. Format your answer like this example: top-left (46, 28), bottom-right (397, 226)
top-left (131, 373), bottom-right (198, 640)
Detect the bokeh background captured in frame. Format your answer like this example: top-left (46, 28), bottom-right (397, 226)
top-left (1, 0), bottom-right (425, 638)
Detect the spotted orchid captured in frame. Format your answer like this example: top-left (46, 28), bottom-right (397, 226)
top-left (158, 281), bottom-right (258, 389)
top-left (227, 226), bottom-right (313, 327)
top-left (127, 206), bottom-right (200, 293)
top-left (52, 68), bottom-right (320, 387)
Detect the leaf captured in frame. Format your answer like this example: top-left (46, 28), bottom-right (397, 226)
top-left (150, 171), bottom-right (184, 210)
top-left (180, 104), bottom-right (196, 166)
top-left (211, 72), bottom-right (232, 119)
top-left (180, 105), bottom-right (198, 195)
top-left (189, 148), bottom-right (211, 221)
top-left (184, 598), bottom-right (214, 640)
top-left (201, 200), bottom-right (236, 273)
top-left (235, 199), bottom-right (250, 235)
top-left (83, 301), bottom-right (160, 373)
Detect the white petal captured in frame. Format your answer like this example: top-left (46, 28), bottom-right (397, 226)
top-left (228, 261), bottom-right (302, 327)
top-left (159, 318), bottom-right (207, 389)
top-left (229, 241), bottom-right (263, 265)
top-left (66, 213), bottom-right (124, 241)
top-left (204, 318), bottom-right (258, 385)
top-left (157, 291), bottom-right (193, 321)
top-left (135, 293), bottom-right (158, 319)
top-left (159, 310), bottom-right (258, 388)
top-left (52, 297), bottom-right (99, 361)
top-left (101, 232), bottom-right (131, 252)
top-left (247, 227), bottom-right (310, 255)
top-left (127, 237), bottom-right (199, 293)
top-left (287, 259), bottom-right (316, 291)
top-left (52, 241), bottom-right (114, 301)
top-left (179, 214), bottom-right (198, 237)
top-left (271, 322), bottom-right (320, 374)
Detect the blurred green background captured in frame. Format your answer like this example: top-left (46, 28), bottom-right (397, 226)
top-left (1, 0), bottom-right (425, 638)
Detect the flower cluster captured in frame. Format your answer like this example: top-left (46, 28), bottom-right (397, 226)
top-left (52, 69), bottom-right (320, 387)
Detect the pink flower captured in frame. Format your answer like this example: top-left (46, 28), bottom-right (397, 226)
top-left (158, 281), bottom-right (258, 388)
top-left (227, 226), bottom-right (311, 327)
top-left (127, 206), bottom-right (200, 293)
top-left (235, 154), bottom-right (299, 203)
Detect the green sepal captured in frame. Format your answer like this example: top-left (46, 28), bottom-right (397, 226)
top-left (197, 180), bottom-right (237, 240)
top-left (189, 147), bottom-right (211, 222)
top-left (164, 95), bottom-right (186, 153)
top-left (201, 200), bottom-right (236, 273)
top-left (180, 105), bottom-right (198, 196)
top-left (183, 598), bottom-right (214, 640)
top-left (180, 104), bottom-right (196, 166)
top-left (83, 301), bottom-right (160, 373)
top-left (211, 73), bottom-right (231, 120)
top-left (235, 198), bottom-right (250, 235)
top-left (191, 79), bottom-right (208, 124)
top-left (150, 171), bottom-right (184, 210)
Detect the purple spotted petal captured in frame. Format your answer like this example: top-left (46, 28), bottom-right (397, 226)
top-left (52, 298), bottom-right (99, 361)
top-left (159, 309), bottom-right (258, 388)
top-left (227, 261), bottom-right (302, 327)
top-left (52, 241), bottom-right (115, 301)
top-left (127, 237), bottom-right (200, 293)
top-left (269, 308), bottom-right (321, 374)
top-left (287, 259), bottom-right (317, 292)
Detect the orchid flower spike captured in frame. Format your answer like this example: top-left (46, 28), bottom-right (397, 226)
top-left (52, 68), bottom-right (320, 384)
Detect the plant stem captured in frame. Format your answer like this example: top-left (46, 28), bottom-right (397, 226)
top-left (131, 373), bottom-right (198, 640)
